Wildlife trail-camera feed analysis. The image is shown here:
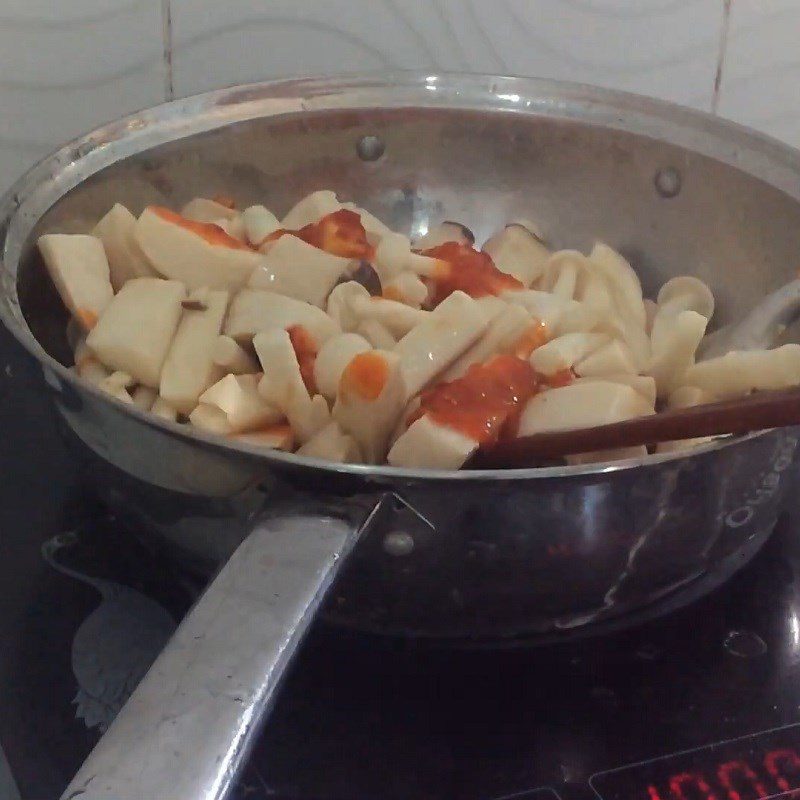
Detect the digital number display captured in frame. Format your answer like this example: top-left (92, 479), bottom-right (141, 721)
top-left (590, 724), bottom-right (800, 799)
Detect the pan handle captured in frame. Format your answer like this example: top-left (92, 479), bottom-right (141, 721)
top-left (61, 507), bottom-right (369, 800)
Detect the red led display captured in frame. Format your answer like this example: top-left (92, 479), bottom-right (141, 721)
top-left (590, 724), bottom-right (800, 800)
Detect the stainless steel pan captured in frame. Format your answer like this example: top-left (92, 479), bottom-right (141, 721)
top-left (2, 73), bottom-right (800, 800)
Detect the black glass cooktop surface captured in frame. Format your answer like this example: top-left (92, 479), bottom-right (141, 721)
top-left (3, 329), bottom-right (800, 800)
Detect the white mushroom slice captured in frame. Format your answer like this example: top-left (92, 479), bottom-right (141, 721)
top-left (79, 360), bottom-right (111, 386)
top-left (192, 373), bottom-right (282, 434)
top-left (248, 234), bottom-right (353, 307)
top-left (281, 190), bottom-right (342, 229)
top-left (647, 309), bottom-right (708, 399)
top-left (38, 233), bottom-right (114, 331)
top-left (356, 319), bottom-right (397, 350)
top-left (339, 202), bottom-right (392, 241)
top-left (253, 328), bottom-right (329, 443)
top-left (341, 202), bottom-right (394, 244)
top-left (349, 295), bottom-right (428, 339)
top-left (333, 350), bottom-right (406, 463)
top-left (657, 276), bottom-right (715, 319)
top-left (394, 290), bottom-right (488, 399)
top-left (482, 222), bottom-right (550, 286)
top-left (388, 415), bottom-right (478, 470)
top-left (651, 277), bottom-right (715, 356)
top-left (574, 339), bottom-right (637, 377)
top-left (501, 289), bottom-right (569, 331)
top-left (553, 300), bottom-right (604, 336)
top-left (474, 295), bottom-right (510, 320)
top-left (326, 281), bottom-right (371, 331)
top-left (594, 314), bottom-right (652, 372)
top-left (656, 385), bottom-right (716, 453)
top-left (296, 421), bottom-right (361, 463)
top-left (212, 335), bottom-right (259, 375)
top-left (667, 385), bottom-right (715, 408)
top-left (92, 204), bottom-right (156, 289)
top-left (382, 272), bottom-right (428, 308)
top-left (135, 206), bottom-right (263, 291)
top-left (588, 243), bottom-right (646, 328)
top-left (86, 278), bottom-right (186, 388)
top-left (529, 333), bottom-right (610, 377)
top-left (541, 250), bottom-right (587, 300)
top-left (225, 289), bottom-right (339, 347)
top-left (518, 381), bottom-right (653, 436)
top-left (442, 304), bottom-right (533, 380)
top-left (159, 288), bottom-right (229, 413)
top-left (313, 333), bottom-right (372, 401)
top-left (97, 370), bottom-right (134, 403)
top-left (231, 425), bottom-right (294, 451)
top-left (573, 374), bottom-right (657, 407)
top-left (373, 232), bottom-right (438, 283)
top-left (242, 205), bottom-right (280, 247)
top-left (180, 198), bottom-right (238, 223)
top-left (413, 221), bottom-right (474, 250)
top-left (151, 396), bottom-right (179, 422)
top-left (680, 344), bottom-right (800, 399)
top-left (131, 384), bottom-right (157, 411)
top-left (216, 215), bottom-right (246, 242)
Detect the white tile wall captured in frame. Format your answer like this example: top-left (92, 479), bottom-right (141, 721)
top-left (717, 1), bottom-right (800, 148)
top-left (0, 0), bottom-right (164, 190)
top-left (0, 0), bottom-right (799, 192)
top-left (169, 0), bottom-right (723, 110)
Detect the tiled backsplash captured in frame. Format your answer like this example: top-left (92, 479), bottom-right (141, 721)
top-left (0, 0), bottom-right (796, 190)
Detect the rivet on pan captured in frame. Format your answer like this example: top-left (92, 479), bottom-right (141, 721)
top-left (654, 166), bottom-right (682, 198)
top-left (383, 530), bottom-right (414, 556)
top-left (356, 135), bottom-right (385, 162)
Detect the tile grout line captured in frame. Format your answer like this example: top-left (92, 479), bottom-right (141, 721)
top-left (161, 0), bottom-right (174, 101)
top-left (712, 0), bottom-right (732, 114)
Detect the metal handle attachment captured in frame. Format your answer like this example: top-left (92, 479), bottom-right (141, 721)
top-left (61, 511), bottom-right (362, 800)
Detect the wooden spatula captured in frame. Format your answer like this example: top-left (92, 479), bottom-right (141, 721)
top-left (474, 387), bottom-right (800, 468)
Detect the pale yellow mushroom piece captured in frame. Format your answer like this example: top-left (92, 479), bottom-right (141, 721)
top-left (135, 207), bottom-right (263, 291)
top-left (98, 371), bottom-right (135, 404)
top-left (92, 204), bottom-right (156, 289)
top-left (160, 288), bottom-right (229, 414)
top-left (483, 222), bottom-right (550, 287)
top-left (281, 190), bottom-right (342, 229)
top-left (647, 309), bottom-right (708, 399)
top-left (86, 278), bottom-right (186, 388)
top-left (394, 290), bottom-right (488, 399)
top-left (225, 289), bottom-right (339, 347)
top-left (326, 281), bottom-right (371, 332)
top-left (333, 350), bottom-right (406, 463)
top-left (588, 243), bottom-right (647, 329)
top-left (296, 421), bottom-right (361, 463)
top-left (388, 415), bottom-right (478, 470)
top-left (348, 294), bottom-right (429, 339)
top-left (313, 333), bottom-right (372, 401)
top-left (340, 202), bottom-right (394, 244)
top-left (151, 396), bottom-right (179, 422)
top-left (373, 232), bottom-right (438, 283)
top-left (242, 205), bottom-right (281, 248)
top-left (248, 234), bottom-right (354, 308)
top-left (232, 426), bottom-right (295, 451)
top-left (442, 303), bottom-right (533, 381)
top-left (518, 381), bottom-right (653, 437)
top-left (38, 233), bottom-right (114, 331)
top-left (356, 319), bottom-right (397, 350)
top-left (381, 272), bottom-right (429, 308)
top-left (529, 332), bottom-right (610, 377)
top-left (253, 328), bottom-right (330, 443)
top-left (180, 198), bottom-right (238, 223)
top-left (574, 339), bottom-right (637, 377)
top-left (212, 335), bottom-right (259, 375)
top-left (190, 373), bottom-right (282, 435)
top-left (680, 344), bottom-right (800, 399)
top-left (572, 374), bottom-right (657, 407)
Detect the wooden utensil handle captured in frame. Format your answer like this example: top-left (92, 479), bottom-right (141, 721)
top-left (476, 387), bottom-right (800, 468)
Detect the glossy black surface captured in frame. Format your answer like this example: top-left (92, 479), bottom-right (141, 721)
top-left (4, 327), bottom-right (800, 800)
